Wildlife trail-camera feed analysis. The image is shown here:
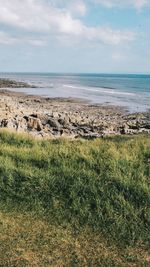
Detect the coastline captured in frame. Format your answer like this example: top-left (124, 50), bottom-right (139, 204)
top-left (0, 79), bottom-right (150, 139)
top-left (0, 82), bottom-right (150, 267)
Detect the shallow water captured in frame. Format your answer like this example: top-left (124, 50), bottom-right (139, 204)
top-left (0, 73), bottom-right (150, 112)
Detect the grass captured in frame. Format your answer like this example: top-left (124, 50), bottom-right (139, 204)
top-left (0, 130), bottom-right (150, 266)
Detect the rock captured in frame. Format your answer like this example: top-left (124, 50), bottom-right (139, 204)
top-left (0, 78), bottom-right (36, 88)
top-left (140, 124), bottom-right (150, 130)
top-left (121, 125), bottom-right (138, 135)
top-left (139, 128), bottom-right (150, 133)
top-left (16, 117), bottom-right (28, 131)
top-left (1, 119), bottom-right (8, 127)
top-left (30, 114), bottom-right (38, 118)
top-left (27, 117), bottom-right (43, 131)
top-left (58, 115), bottom-right (70, 127)
top-left (76, 133), bottom-right (102, 140)
top-left (60, 129), bottom-right (77, 138)
top-left (0, 89), bottom-right (149, 139)
top-left (1, 118), bottom-right (18, 129)
top-left (52, 112), bottom-right (60, 118)
top-left (33, 99), bottom-right (41, 103)
top-left (47, 118), bottom-right (61, 129)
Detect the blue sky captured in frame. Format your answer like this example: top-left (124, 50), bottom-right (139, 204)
top-left (0, 0), bottom-right (150, 73)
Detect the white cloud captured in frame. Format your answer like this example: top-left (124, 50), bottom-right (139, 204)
top-left (0, 31), bottom-right (46, 46)
top-left (25, 38), bottom-right (47, 46)
top-left (0, 0), bottom-right (86, 33)
top-left (0, 0), bottom-right (136, 45)
top-left (68, 1), bottom-right (87, 16)
top-left (85, 27), bottom-right (135, 44)
top-left (95, 0), bottom-right (150, 10)
top-left (0, 31), bottom-right (16, 44)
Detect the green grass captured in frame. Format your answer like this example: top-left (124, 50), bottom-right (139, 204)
top-left (0, 130), bottom-right (150, 266)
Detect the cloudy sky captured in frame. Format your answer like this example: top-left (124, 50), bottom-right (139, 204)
top-left (0, 0), bottom-right (150, 73)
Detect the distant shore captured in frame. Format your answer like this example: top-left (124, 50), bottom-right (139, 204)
top-left (0, 78), bottom-right (37, 89)
top-left (0, 78), bottom-right (150, 139)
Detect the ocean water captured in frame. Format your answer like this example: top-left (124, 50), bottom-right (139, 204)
top-left (0, 73), bottom-right (150, 112)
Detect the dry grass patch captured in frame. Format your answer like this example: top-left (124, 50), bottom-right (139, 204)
top-left (0, 210), bottom-right (149, 267)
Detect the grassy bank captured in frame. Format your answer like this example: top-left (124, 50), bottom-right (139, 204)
top-left (0, 130), bottom-right (150, 266)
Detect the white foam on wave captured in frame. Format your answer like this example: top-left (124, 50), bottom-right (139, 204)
top-left (63, 84), bottom-right (135, 96)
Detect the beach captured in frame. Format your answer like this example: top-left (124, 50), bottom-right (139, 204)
top-left (1, 73), bottom-right (150, 113)
top-left (0, 79), bottom-right (150, 139)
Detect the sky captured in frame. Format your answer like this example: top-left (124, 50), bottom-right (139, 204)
top-left (0, 0), bottom-right (150, 73)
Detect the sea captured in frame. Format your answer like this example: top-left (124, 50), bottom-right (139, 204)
top-left (0, 73), bottom-right (150, 113)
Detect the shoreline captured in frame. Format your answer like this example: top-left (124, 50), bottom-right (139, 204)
top-left (0, 79), bottom-right (149, 139)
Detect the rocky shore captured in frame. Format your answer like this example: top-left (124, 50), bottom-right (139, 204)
top-left (0, 85), bottom-right (149, 139)
top-left (0, 78), bottom-right (36, 89)
top-left (0, 78), bottom-right (149, 139)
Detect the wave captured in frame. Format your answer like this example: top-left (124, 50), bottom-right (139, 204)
top-left (63, 84), bottom-right (136, 96)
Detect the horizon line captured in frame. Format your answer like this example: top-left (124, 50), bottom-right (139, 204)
top-left (0, 71), bottom-right (150, 75)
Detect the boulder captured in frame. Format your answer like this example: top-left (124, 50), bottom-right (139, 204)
top-left (26, 117), bottom-right (43, 131)
top-left (1, 119), bottom-right (15, 128)
top-left (47, 118), bottom-right (61, 129)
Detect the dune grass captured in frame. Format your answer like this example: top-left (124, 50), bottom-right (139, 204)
top-left (0, 130), bottom-right (150, 266)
